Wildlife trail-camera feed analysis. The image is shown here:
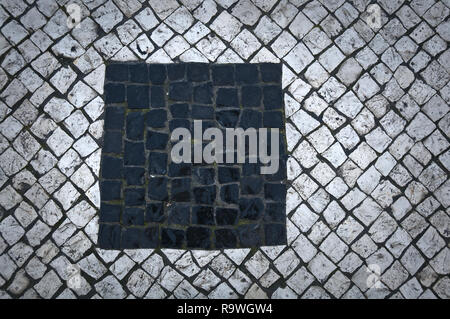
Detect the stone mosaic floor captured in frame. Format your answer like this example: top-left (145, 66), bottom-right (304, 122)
top-left (0, 0), bottom-right (449, 299)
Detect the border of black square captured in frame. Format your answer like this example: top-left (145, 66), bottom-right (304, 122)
top-left (99, 62), bottom-right (287, 250)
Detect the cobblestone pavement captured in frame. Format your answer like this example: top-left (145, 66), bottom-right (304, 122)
top-left (99, 62), bottom-right (288, 250)
top-left (0, 0), bottom-right (449, 299)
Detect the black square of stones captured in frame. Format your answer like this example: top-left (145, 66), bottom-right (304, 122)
top-left (99, 62), bottom-right (287, 250)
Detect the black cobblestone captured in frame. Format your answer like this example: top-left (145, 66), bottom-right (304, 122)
top-left (146, 203), bottom-right (165, 223)
top-left (104, 83), bottom-right (125, 103)
top-left (103, 131), bottom-right (123, 154)
top-left (127, 85), bottom-right (149, 109)
top-left (147, 109), bottom-right (167, 128)
top-left (99, 62), bottom-right (287, 249)
top-left (126, 112), bottom-right (145, 140)
top-left (101, 156), bottom-right (123, 179)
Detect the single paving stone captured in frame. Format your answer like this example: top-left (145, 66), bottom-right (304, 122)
top-left (0, 216), bottom-right (25, 245)
top-left (147, 177), bottom-right (168, 201)
top-left (263, 111), bottom-right (284, 128)
top-left (187, 226), bottom-right (211, 249)
top-left (214, 228), bottom-right (237, 249)
top-left (239, 197), bottom-right (264, 221)
top-left (160, 228), bottom-right (184, 249)
top-left (146, 131), bottom-right (168, 150)
top-left (146, 202), bottom-right (165, 223)
top-left (216, 110), bottom-right (240, 128)
top-left (170, 104), bottom-right (189, 118)
top-left (169, 82), bottom-right (192, 101)
top-left (167, 204), bottom-right (189, 225)
top-left (193, 167), bottom-right (214, 184)
top-left (126, 112), bottom-right (145, 140)
top-left (150, 86), bottom-right (165, 108)
top-left (99, 203), bottom-right (121, 224)
top-left (191, 206), bottom-right (214, 225)
top-left (265, 224), bottom-right (286, 246)
top-left (101, 156), bottom-right (123, 180)
top-left (171, 178), bottom-right (191, 202)
top-left (124, 188), bottom-right (145, 206)
top-left (101, 180), bottom-right (122, 201)
top-left (238, 224), bottom-right (262, 247)
top-left (34, 270), bottom-right (62, 299)
top-left (95, 275), bottom-right (127, 299)
top-left (416, 227), bottom-right (446, 258)
top-left (124, 141), bottom-right (145, 166)
top-left (242, 86), bottom-right (262, 107)
top-left (192, 105), bottom-right (214, 119)
top-left (240, 109), bottom-right (262, 129)
top-left (220, 184), bottom-right (239, 204)
top-left (382, 261), bottom-right (409, 290)
top-left (193, 185), bottom-right (216, 205)
top-left (217, 88), bottom-right (239, 107)
top-left (104, 83), bottom-right (125, 104)
top-left (240, 177), bottom-right (263, 195)
top-left (127, 85), bottom-right (149, 109)
top-left (263, 86), bottom-right (282, 109)
top-left (216, 208), bottom-right (238, 226)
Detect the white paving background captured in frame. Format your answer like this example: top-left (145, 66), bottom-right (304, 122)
top-left (0, 0), bottom-right (449, 299)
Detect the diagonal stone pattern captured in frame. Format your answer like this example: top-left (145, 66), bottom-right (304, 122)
top-left (0, 0), bottom-right (448, 299)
